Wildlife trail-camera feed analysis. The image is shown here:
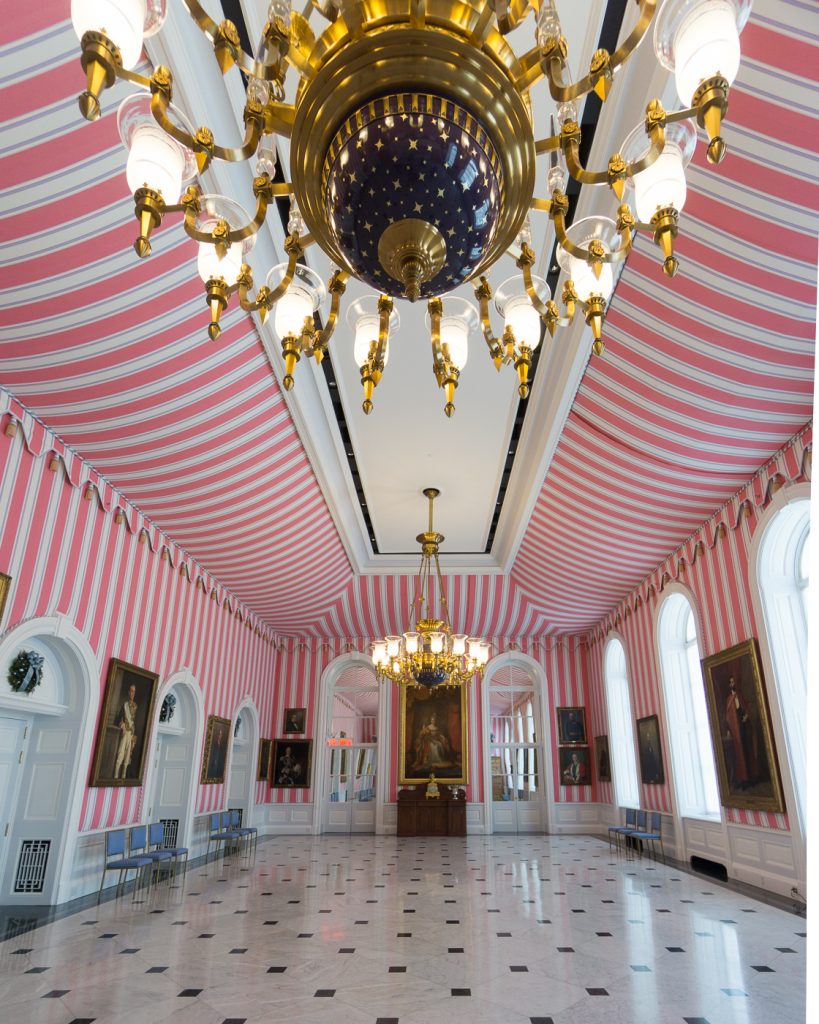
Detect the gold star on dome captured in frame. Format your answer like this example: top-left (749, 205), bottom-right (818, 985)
top-left (348, 171), bottom-right (357, 183)
top-left (437, 188), bottom-right (445, 198)
top-left (447, 226), bottom-right (456, 237)
top-left (409, 139), bottom-right (418, 150)
top-left (375, 139), bottom-right (384, 150)
top-left (363, 220), bottom-right (373, 232)
top-left (392, 179), bottom-right (401, 190)
top-left (413, 202), bottom-right (423, 213)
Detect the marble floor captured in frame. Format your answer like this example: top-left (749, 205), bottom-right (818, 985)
top-left (0, 833), bottom-right (807, 1024)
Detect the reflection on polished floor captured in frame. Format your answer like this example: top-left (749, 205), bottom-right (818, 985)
top-left (0, 835), bottom-right (807, 1024)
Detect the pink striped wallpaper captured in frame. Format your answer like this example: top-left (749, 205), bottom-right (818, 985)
top-left (0, 393), bottom-right (278, 830)
top-left (268, 635), bottom-right (594, 806)
top-left (587, 425), bottom-right (812, 830)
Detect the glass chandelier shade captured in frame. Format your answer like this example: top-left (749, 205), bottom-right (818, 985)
top-left (557, 217), bottom-right (618, 303)
top-left (348, 295), bottom-right (400, 368)
top-left (371, 489), bottom-right (490, 689)
top-left (271, 264), bottom-right (326, 338)
top-left (424, 297), bottom-right (479, 371)
top-left (118, 93), bottom-right (196, 201)
top-left (71, 0), bottom-right (149, 70)
top-left (621, 119), bottom-right (696, 222)
top-left (495, 276), bottom-right (551, 352)
top-left (654, 0), bottom-right (752, 106)
top-left (195, 196), bottom-right (255, 284)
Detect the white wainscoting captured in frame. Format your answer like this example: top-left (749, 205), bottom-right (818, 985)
top-left (681, 816), bottom-right (727, 865)
top-left (726, 821), bottom-right (798, 897)
top-left (549, 801), bottom-right (609, 834)
top-left (258, 802), bottom-right (315, 833)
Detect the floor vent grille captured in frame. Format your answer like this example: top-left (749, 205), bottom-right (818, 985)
top-left (14, 840), bottom-right (51, 893)
top-left (159, 819), bottom-right (179, 848)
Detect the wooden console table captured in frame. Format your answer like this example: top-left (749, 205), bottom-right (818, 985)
top-left (396, 784), bottom-right (466, 836)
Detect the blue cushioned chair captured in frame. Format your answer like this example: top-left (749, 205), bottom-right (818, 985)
top-left (98, 829), bottom-right (152, 902)
top-left (607, 807), bottom-right (637, 852)
top-left (630, 810), bottom-right (665, 862)
top-left (147, 821), bottom-right (189, 880)
top-left (622, 809), bottom-right (648, 858)
top-left (131, 824), bottom-right (173, 886)
top-left (207, 811), bottom-right (243, 861)
top-left (229, 809), bottom-right (258, 853)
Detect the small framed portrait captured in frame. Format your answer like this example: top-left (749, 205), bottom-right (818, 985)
top-left (271, 738), bottom-right (313, 788)
top-left (559, 746), bottom-right (591, 785)
top-left (283, 707), bottom-right (306, 734)
top-left (594, 734), bottom-right (611, 782)
top-left (557, 706), bottom-right (587, 745)
top-left (201, 715), bottom-right (231, 784)
top-left (701, 638), bottom-right (784, 812)
top-left (0, 571), bottom-right (11, 625)
top-left (257, 738), bottom-right (272, 781)
top-left (89, 658), bottom-right (159, 787)
top-left (636, 714), bottom-right (665, 785)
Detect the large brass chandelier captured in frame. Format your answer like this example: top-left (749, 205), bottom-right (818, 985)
top-left (73, 0), bottom-right (750, 414)
top-left (371, 488), bottom-right (490, 687)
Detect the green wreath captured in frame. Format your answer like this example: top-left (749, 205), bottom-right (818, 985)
top-left (8, 650), bottom-right (44, 695)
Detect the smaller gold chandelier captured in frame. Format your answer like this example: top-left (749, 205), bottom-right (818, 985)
top-left (372, 488), bottom-right (490, 688)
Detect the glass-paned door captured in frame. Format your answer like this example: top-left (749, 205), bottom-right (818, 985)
top-left (324, 675), bottom-right (379, 833)
top-left (489, 686), bottom-right (542, 832)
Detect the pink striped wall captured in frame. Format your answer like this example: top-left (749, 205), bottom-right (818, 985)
top-left (587, 425), bottom-right (812, 830)
top-left (0, 393), bottom-right (278, 830)
top-left (268, 634), bottom-right (594, 806)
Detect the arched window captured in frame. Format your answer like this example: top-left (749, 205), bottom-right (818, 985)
top-left (757, 499), bottom-right (810, 834)
top-left (604, 638), bottom-right (639, 808)
top-left (657, 592), bottom-right (720, 819)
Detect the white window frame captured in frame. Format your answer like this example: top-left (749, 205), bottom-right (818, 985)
top-left (604, 637), bottom-right (640, 809)
top-left (657, 591), bottom-right (720, 821)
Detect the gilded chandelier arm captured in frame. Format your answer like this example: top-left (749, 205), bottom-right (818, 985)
top-left (150, 69), bottom-right (267, 170)
top-left (550, 191), bottom-right (632, 266)
top-left (312, 270), bottom-right (349, 358)
top-left (473, 277), bottom-right (504, 369)
top-left (491, 0), bottom-right (535, 35)
top-left (182, 175), bottom-right (288, 247)
top-left (267, 234), bottom-right (306, 305)
top-left (541, 0), bottom-right (657, 103)
top-left (179, 0), bottom-right (292, 82)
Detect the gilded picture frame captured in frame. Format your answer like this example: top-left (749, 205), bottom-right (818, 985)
top-left (271, 738), bottom-right (313, 788)
top-left (636, 714), bottom-right (665, 785)
top-left (0, 571), bottom-right (11, 626)
top-left (559, 745), bottom-right (591, 785)
top-left (594, 734), bottom-right (611, 782)
top-left (257, 737), bottom-right (272, 781)
top-left (201, 715), bottom-right (231, 784)
top-left (89, 658), bottom-right (159, 787)
top-left (557, 706), bottom-right (588, 745)
top-left (701, 638), bottom-right (785, 812)
top-left (399, 684), bottom-right (468, 785)
top-left (283, 707), bottom-right (306, 733)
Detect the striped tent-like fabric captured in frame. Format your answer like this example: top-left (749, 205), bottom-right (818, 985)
top-left (0, 4), bottom-right (354, 633)
top-left (512, 0), bottom-right (817, 632)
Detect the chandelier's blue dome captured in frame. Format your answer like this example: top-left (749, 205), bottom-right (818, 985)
top-left (323, 94), bottom-right (503, 299)
top-left (414, 667), bottom-right (449, 688)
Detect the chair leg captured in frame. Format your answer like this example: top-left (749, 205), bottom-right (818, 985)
top-left (97, 867), bottom-right (107, 903)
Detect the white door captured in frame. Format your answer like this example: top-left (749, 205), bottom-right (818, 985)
top-left (149, 729), bottom-right (193, 846)
top-left (325, 743), bottom-right (377, 833)
top-left (227, 717), bottom-right (253, 824)
top-left (488, 688), bottom-right (544, 834)
top-left (323, 673), bottom-right (379, 833)
top-left (0, 717), bottom-right (28, 889)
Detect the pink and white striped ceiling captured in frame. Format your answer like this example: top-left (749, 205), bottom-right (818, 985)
top-left (0, 2), bottom-right (815, 638)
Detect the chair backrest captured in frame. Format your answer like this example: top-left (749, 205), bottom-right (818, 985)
top-left (624, 807), bottom-right (637, 827)
top-left (650, 810), bottom-right (662, 832)
top-left (634, 809), bottom-right (647, 829)
top-left (130, 825), bottom-right (147, 852)
top-left (221, 810), bottom-right (231, 829)
top-left (149, 822), bottom-right (165, 847)
top-left (229, 810), bottom-right (240, 827)
top-left (210, 812), bottom-right (221, 831)
top-left (106, 829), bottom-right (126, 857)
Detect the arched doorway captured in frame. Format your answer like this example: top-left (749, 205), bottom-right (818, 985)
top-left (0, 615), bottom-right (98, 905)
top-left (144, 671), bottom-right (204, 851)
top-left (226, 699), bottom-right (259, 828)
top-left (481, 653), bottom-right (551, 834)
top-left (315, 654), bottom-right (386, 834)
